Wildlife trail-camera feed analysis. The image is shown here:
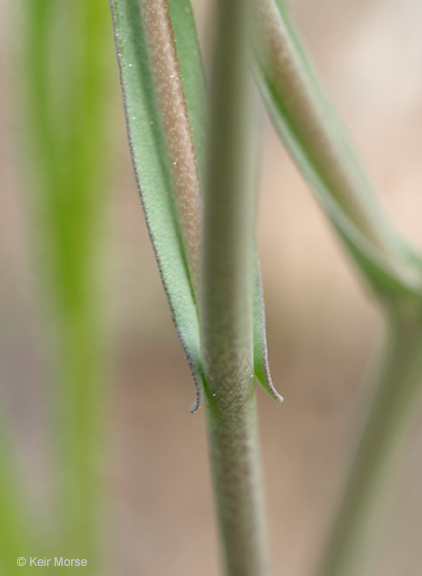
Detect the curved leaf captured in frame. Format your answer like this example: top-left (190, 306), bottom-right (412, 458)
top-left (110, 0), bottom-right (205, 411)
top-left (111, 0), bottom-right (282, 409)
top-left (254, 258), bottom-right (283, 402)
top-left (254, 0), bottom-right (422, 301)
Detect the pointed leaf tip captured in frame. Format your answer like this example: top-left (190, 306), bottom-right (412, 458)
top-left (110, 0), bottom-right (205, 412)
top-left (253, 260), bottom-right (284, 402)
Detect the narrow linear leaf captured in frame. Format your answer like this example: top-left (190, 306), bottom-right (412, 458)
top-left (175, 0), bottom-right (281, 401)
top-left (110, 0), bottom-right (205, 412)
top-left (139, 0), bottom-right (203, 297)
top-left (167, 0), bottom-right (207, 180)
top-left (254, 258), bottom-right (283, 402)
top-left (254, 0), bottom-right (422, 300)
top-left (111, 0), bottom-right (282, 408)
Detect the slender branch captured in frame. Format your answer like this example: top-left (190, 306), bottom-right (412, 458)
top-left (200, 0), bottom-right (272, 573)
top-left (315, 310), bottom-right (422, 576)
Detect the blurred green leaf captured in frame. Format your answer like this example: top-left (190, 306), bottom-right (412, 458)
top-left (254, 0), bottom-right (422, 302)
top-left (0, 419), bottom-right (34, 576)
top-left (24, 0), bottom-right (113, 566)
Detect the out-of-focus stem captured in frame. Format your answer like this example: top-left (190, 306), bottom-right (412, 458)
top-left (0, 422), bottom-right (34, 576)
top-left (316, 310), bottom-right (422, 576)
top-left (200, 0), bottom-right (272, 573)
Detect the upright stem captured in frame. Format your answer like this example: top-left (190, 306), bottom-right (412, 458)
top-left (316, 309), bottom-right (422, 576)
top-left (201, 0), bottom-right (272, 573)
top-left (204, 391), bottom-right (271, 576)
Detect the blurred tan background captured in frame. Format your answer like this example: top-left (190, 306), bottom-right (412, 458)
top-left (2, 0), bottom-right (422, 574)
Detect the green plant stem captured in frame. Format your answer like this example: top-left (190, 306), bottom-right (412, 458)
top-left (205, 390), bottom-right (271, 576)
top-left (316, 310), bottom-right (422, 576)
top-left (200, 0), bottom-right (272, 573)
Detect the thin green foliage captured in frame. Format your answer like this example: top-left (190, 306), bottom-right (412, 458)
top-left (110, 0), bottom-right (206, 411)
top-left (111, 0), bottom-right (279, 572)
top-left (0, 420), bottom-right (34, 576)
top-left (108, 0), bottom-right (422, 574)
top-left (252, 1), bottom-right (422, 575)
top-left (23, 0), bottom-right (113, 569)
top-left (254, 0), bottom-right (422, 301)
top-left (110, 0), bottom-right (282, 414)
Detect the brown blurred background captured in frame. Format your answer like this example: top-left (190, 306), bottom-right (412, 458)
top-left (2, 0), bottom-right (422, 574)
